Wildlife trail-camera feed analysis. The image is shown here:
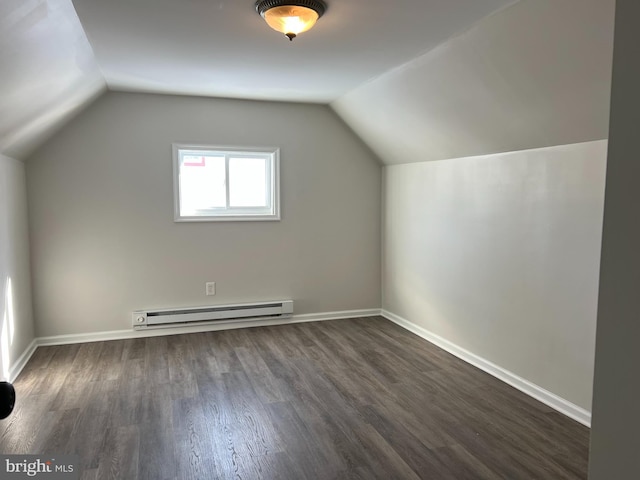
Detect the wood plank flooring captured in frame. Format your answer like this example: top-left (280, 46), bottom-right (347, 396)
top-left (0, 317), bottom-right (590, 479)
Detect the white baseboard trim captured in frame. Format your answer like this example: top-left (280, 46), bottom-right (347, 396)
top-left (8, 310), bottom-right (379, 381)
top-left (8, 339), bottom-right (38, 383)
top-left (14, 308), bottom-right (589, 428)
top-left (293, 309), bottom-right (381, 322)
top-left (35, 308), bottom-right (382, 347)
top-left (381, 309), bottom-right (591, 427)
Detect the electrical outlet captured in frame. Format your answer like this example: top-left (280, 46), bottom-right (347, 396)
top-left (205, 282), bottom-right (216, 296)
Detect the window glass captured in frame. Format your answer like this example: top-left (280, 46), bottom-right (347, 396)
top-left (229, 157), bottom-right (267, 207)
top-left (179, 155), bottom-right (225, 214)
top-left (173, 145), bottom-right (279, 222)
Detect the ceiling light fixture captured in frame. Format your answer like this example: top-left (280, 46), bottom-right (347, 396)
top-left (255, 0), bottom-right (327, 41)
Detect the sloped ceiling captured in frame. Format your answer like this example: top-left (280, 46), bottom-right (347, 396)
top-left (0, 0), bottom-right (614, 163)
top-left (0, 0), bottom-right (105, 160)
top-left (0, 0), bottom-right (516, 160)
top-left (71, 0), bottom-right (514, 103)
top-left (332, 0), bottom-right (615, 165)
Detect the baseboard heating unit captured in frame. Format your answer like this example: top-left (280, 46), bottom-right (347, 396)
top-left (132, 300), bottom-right (294, 330)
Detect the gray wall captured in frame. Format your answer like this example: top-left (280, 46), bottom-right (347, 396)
top-left (0, 154), bottom-right (35, 380)
top-left (589, 0), bottom-right (640, 476)
top-left (383, 141), bottom-right (606, 411)
top-left (331, 0), bottom-right (613, 415)
top-left (26, 92), bottom-right (381, 337)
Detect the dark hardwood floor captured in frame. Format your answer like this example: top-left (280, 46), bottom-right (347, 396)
top-left (0, 317), bottom-right (589, 479)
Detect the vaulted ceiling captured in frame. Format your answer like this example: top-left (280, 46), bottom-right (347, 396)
top-left (0, 0), bottom-right (515, 159)
top-left (71, 0), bottom-right (515, 103)
top-left (334, 0), bottom-right (615, 164)
top-left (0, 0), bottom-right (105, 159)
top-left (1, 0), bottom-right (614, 164)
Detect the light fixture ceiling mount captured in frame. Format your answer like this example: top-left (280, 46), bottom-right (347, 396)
top-left (255, 0), bottom-right (327, 41)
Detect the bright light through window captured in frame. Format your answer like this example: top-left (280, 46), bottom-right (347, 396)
top-left (173, 145), bottom-right (280, 222)
top-left (180, 155), bottom-right (226, 213)
top-left (229, 157), bottom-right (267, 207)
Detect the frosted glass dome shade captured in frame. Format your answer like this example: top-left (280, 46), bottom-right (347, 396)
top-left (256, 1), bottom-right (327, 40)
top-left (264, 6), bottom-right (319, 36)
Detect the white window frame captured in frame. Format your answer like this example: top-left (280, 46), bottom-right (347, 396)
top-left (173, 144), bottom-right (280, 222)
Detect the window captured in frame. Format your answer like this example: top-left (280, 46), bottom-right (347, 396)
top-left (173, 144), bottom-right (280, 222)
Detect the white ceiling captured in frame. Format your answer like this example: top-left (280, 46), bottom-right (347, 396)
top-left (0, 0), bottom-right (105, 159)
top-left (1, 0), bottom-right (516, 159)
top-left (334, 0), bottom-right (615, 164)
top-left (0, 0), bottom-right (615, 165)
top-left (71, 0), bottom-right (514, 103)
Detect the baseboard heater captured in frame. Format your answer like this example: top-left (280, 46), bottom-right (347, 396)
top-left (132, 300), bottom-right (294, 330)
